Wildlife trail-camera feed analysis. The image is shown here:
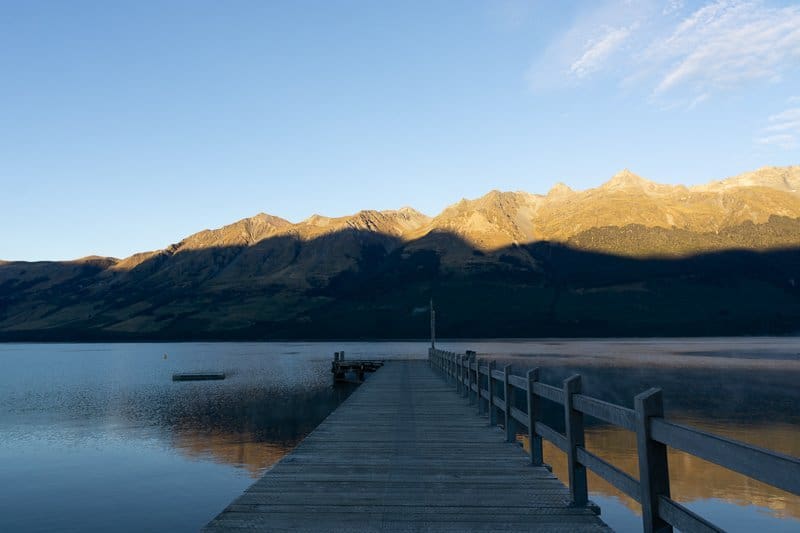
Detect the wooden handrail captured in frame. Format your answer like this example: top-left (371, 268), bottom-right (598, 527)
top-left (428, 347), bottom-right (800, 533)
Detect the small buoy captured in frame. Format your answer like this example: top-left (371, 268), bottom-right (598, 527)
top-left (163, 353), bottom-right (168, 360)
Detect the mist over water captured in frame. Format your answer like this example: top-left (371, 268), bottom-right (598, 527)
top-left (0, 340), bottom-right (798, 532)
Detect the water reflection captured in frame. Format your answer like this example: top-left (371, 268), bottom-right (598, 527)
top-left (432, 339), bottom-right (800, 531)
top-left (520, 421), bottom-right (800, 524)
top-left (171, 430), bottom-right (289, 477)
top-left (165, 383), bottom-right (357, 476)
top-left (0, 342), bottom-right (366, 532)
top-left (0, 340), bottom-right (798, 533)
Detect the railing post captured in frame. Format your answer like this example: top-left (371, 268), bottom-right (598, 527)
top-left (455, 354), bottom-right (462, 393)
top-left (460, 353), bottom-right (466, 395)
top-left (466, 351), bottom-right (476, 399)
top-left (564, 375), bottom-right (588, 507)
top-left (526, 368), bottom-right (543, 465)
top-left (472, 353), bottom-right (479, 405)
top-left (447, 352), bottom-right (452, 382)
top-left (504, 364), bottom-right (515, 443)
top-left (487, 360), bottom-right (497, 426)
top-left (460, 354), bottom-right (466, 395)
top-left (635, 388), bottom-right (672, 533)
top-left (476, 358), bottom-right (484, 414)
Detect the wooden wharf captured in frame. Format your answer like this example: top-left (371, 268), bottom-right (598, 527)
top-left (205, 358), bottom-right (611, 532)
top-left (207, 347), bottom-right (800, 533)
top-left (427, 348), bottom-right (800, 533)
top-left (331, 351), bottom-right (384, 383)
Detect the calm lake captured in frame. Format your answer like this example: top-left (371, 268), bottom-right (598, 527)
top-left (1, 340), bottom-right (799, 532)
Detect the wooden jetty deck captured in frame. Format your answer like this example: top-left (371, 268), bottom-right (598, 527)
top-left (205, 359), bottom-right (611, 532)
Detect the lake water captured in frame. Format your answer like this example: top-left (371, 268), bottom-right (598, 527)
top-left (0, 340), bottom-right (798, 532)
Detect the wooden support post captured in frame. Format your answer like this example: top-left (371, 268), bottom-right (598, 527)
top-left (504, 364), bottom-right (515, 443)
top-left (564, 375), bottom-right (588, 507)
top-left (458, 354), bottom-right (465, 394)
top-left (487, 360), bottom-right (497, 426)
top-left (476, 358), bottom-right (483, 415)
top-left (527, 368), bottom-right (543, 465)
top-left (459, 354), bottom-right (465, 395)
top-left (465, 353), bottom-right (473, 402)
top-left (332, 352), bottom-right (345, 384)
top-left (445, 352), bottom-right (453, 381)
top-left (465, 351), bottom-right (476, 399)
top-left (455, 354), bottom-right (462, 394)
top-left (635, 388), bottom-right (672, 533)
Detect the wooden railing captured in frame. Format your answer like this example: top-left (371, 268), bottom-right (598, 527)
top-left (428, 348), bottom-right (800, 533)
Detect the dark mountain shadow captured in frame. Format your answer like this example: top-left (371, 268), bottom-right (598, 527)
top-left (1, 222), bottom-right (800, 340)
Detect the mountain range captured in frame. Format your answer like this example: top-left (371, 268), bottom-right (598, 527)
top-left (2, 165), bottom-right (800, 340)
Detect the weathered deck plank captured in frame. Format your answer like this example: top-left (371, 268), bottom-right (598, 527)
top-left (205, 360), bottom-right (611, 532)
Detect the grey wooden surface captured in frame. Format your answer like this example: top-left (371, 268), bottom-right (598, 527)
top-left (205, 360), bottom-right (612, 532)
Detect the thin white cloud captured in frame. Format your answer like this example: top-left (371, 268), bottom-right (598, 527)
top-left (570, 26), bottom-right (634, 78)
top-left (756, 107), bottom-right (800, 149)
top-left (646, 0), bottom-right (800, 95)
top-left (529, 0), bottom-right (800, 102)
top-left (527, 0), bottom-right (655, 90)
top-left (763, 108), bottom-right (800, 133)
top-left (687, 92), bottom-right (709, 109)
top-left (663, 0), bottom-right (685, 16)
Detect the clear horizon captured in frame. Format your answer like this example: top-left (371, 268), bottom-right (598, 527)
top-left (2, 0), bottom-right (799, 261)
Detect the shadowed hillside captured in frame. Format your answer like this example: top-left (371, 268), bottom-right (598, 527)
top-left (1, 223), bottom-right (800, 340)
top-left (2, 166), bottom-right (800, 340)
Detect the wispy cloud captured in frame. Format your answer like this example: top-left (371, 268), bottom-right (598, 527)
top-left (529, 0), bottom-right (800, 103)
top-left (645, 0), bottom-right (800, 95)
top-left (756, 107), bottom-right (800, 149)
top-left (569, 26), bottom-right (634, 78)
top-left (663, 0), bottom-right (686, 16)
top-left (527, 0), bottom-right (652, 89)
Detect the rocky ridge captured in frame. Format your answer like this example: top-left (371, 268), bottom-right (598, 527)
top-left (1, 165), bottom-right (800, 339)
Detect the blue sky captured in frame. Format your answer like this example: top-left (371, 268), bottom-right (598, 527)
top-left (1, 0), bottom-right (799, 261)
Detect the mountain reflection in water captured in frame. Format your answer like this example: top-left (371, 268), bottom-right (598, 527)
top-left (520, 422), bottom-right (800, 522)
top-left (167, 384), bottom-right (356, 477)
top-left (0, 340), bottom-right (798, 533)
